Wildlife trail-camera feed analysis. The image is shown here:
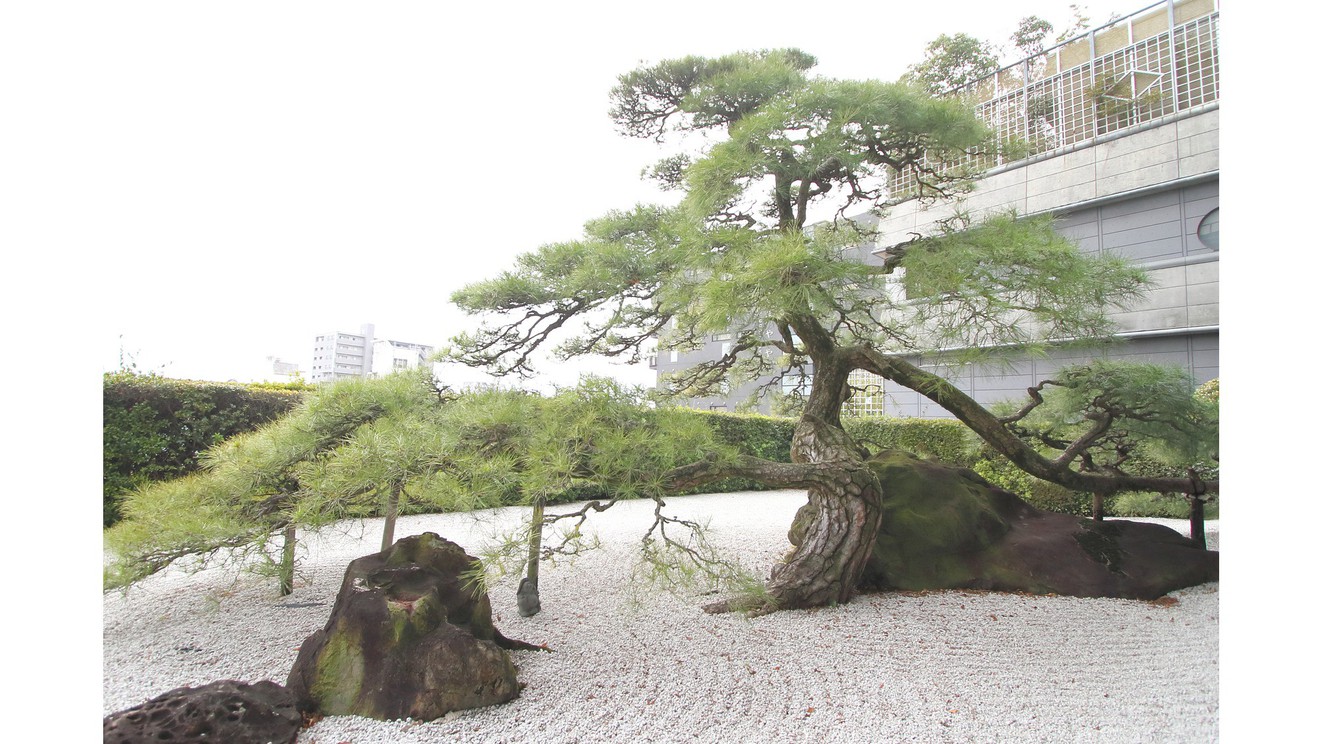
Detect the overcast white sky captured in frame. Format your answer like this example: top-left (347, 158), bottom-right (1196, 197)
top-left (11, 0), bottom-right (1176, 390)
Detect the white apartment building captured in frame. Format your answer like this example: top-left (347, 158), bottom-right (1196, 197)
top-left (309, 323), bottom-right (435, 383)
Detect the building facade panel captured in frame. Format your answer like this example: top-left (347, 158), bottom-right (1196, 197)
top-left (956, 170), bottom-right (1029, 221)
top-left (1025, 178), bottom-right (1098, 216)
top-left (309, 323), bottom-right (434, 383)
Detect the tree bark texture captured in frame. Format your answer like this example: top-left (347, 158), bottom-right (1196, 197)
top-left (760, 461), bottom-right (882, 612)
top-left (710, 346), bottom-right (886, 615)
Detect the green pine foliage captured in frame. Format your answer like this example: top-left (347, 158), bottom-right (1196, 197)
top-left (104, 370), bottom-right (440, 590)
top-left (975, 361), bottom-right (1219, 516)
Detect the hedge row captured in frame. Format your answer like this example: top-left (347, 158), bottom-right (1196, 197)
top-left (103, 373), bottom-right (307, 527)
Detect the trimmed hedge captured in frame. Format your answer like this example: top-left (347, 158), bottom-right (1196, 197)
top-left (843, 417), bottom-right (972, 466)
top-left (679, 410), bottom-right (797, 494)
top-left (103, 373), bottom-right (306, 527)
top-left (971, 455), bottom-right (1092, 516)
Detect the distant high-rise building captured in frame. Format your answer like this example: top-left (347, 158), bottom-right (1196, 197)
top-left (309, 323), bottom-right (434, 383)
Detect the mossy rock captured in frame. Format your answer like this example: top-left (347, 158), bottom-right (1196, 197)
top-left (286, 533), bottom-right (534, 721)
top-left (789, 450), bottom-right (1217, 599)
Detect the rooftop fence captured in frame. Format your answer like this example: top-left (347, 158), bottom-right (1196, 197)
top-left (889, 0), bottom-right (1220, 200)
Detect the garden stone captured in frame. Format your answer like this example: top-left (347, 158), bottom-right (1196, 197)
top-left (285, 532), bottom-right (537, 721)
top-left (103, 679), bottom-right (301, 744)
top-left (789, 450), bottom-right (1218, 599)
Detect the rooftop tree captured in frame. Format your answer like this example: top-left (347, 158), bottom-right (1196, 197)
top-left (448, 49), bottom-right (1218, 615)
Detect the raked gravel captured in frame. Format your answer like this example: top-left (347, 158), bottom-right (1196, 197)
top-left (103, 490), bottom-right (1219, 743)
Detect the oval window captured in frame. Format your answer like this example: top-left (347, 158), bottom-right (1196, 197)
top-left (1197, 208), bottom-right (1219, 250)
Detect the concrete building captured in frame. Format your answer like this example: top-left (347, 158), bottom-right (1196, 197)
top-left (309, 323), bottom-right (435, 383)
top-left (370, 338), bottom-right (436, 377)
top-left (655, 0), bottom-right (1219, 417)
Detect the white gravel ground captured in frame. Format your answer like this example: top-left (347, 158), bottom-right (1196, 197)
top-left (103, 490), bottom-right (1219, 743)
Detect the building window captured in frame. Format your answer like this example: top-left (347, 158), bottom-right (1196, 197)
top-left (843, 369), bottom-right (886, 418)
top-left (781, 373), bottom-right (811, 397)
top-left (1197, 208), bottom-right (1219, 250)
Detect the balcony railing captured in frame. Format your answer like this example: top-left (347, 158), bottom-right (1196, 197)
top-left (889, 0), bottom-right (1219, 200)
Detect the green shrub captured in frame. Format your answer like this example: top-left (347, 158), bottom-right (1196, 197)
top-left (103, 372), bottom-right (304, 527)
top-left (1112, 491), bottom-right (1218, 520)
top-left (972, 454), bottom-right (1095, 516)
top-left (668, 409), bottom-right (796, 494)
top-left (843, 417), bottom-right (973, 466)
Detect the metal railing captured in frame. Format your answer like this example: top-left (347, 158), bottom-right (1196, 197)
top-left (889, 0), bottom-right (1219, 200)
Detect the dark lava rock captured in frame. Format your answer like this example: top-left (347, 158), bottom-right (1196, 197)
top-left (103, 679), bottom-right (301, 744)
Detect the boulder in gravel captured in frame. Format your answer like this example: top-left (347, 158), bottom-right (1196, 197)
top-left (286, 532), bottom-right (536, 721)
top-left (790, 450), bottom-right (1218, 600)
top-left (103, 679), bottom-right (302, 744)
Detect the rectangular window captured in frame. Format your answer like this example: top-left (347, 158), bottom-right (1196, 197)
top-left (843, 369), bottom-right (886, 418)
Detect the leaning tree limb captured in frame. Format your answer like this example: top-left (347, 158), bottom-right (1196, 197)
top-left (855, 348), bottom-right (1217, 495)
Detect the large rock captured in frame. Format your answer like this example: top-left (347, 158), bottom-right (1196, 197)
top-left (103, 680), bottom-right (302, 744)
top-left (286, 532), bottom-right (535, 721)
top-left (789, 450), bottom-right (1218, 600)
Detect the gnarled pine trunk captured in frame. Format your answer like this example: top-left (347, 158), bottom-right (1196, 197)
top-left (714, 351), bottom-right (885, 615)
top-left (762, 439), bottom-right (882, 610)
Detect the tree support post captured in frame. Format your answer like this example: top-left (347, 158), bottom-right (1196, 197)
top-left (381, 484), bottom-right (401, 552)
top-left (279, 524), bottom-right (296, 596)
top-left (518, 496), bottom-right (545, 617)
top-left (1185, 467), bottom-right (1208, 551)
top-left (1188, 494), bottom-right (1207, 551)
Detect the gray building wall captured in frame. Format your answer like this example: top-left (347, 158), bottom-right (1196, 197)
top-left (884, 176), bottom-right (1220, 419)
top-left (886, 331), bottom-right (1219, 418)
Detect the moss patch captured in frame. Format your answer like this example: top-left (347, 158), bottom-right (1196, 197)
top-left (310, 626), bottom-right (367, 715)
top-left (840, 450), bottom-right (1015, 590)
